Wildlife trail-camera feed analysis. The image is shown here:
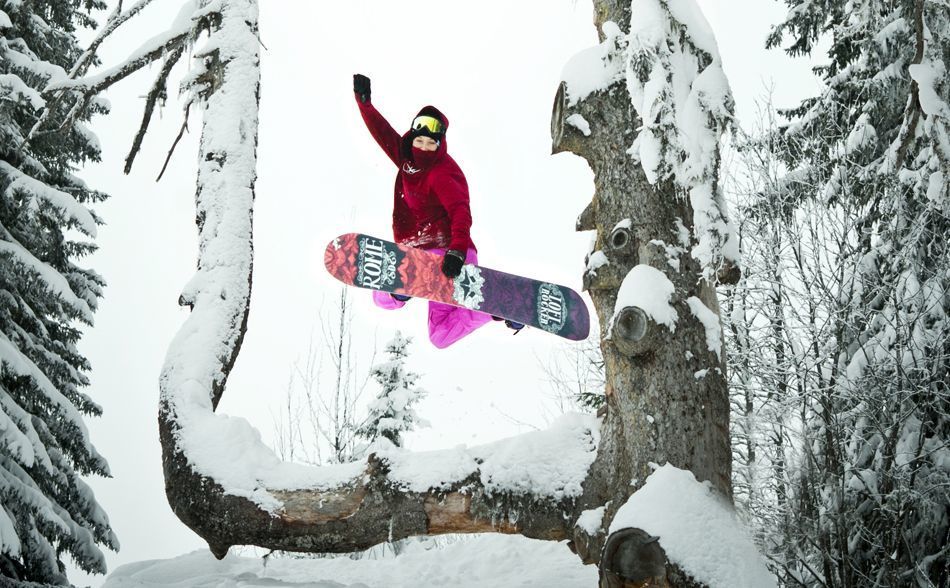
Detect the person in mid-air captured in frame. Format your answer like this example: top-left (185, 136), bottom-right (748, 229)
top-left (353, 73), bottom-right (522, 348)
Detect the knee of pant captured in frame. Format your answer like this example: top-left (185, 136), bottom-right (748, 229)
top-left (429, 331), bottom-right (454, 349)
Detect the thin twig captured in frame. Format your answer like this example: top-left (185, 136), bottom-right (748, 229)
top-left (58, 99), bottom-right (84, 132)
top-left (156, 101), bottom-right (192, 181)
top-left (255, 31), bottom-right (268, 51)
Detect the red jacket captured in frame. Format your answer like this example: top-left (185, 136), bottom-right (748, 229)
top-left (357, 99), bottom-right (476, 253)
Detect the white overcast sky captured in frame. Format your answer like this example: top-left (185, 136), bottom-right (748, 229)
top-left (67, 1), bottom-right (820, 584)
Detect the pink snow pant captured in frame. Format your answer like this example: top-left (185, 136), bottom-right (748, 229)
top-left (372, 247), bottom-right (494, 349)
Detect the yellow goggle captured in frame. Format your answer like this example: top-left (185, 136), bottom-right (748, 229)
top-left (411, 115), bottom-right (445, 135)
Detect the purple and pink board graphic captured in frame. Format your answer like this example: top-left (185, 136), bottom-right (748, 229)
top-left (324, 233), bottom-right (590, 341)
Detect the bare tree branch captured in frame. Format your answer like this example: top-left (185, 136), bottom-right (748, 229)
top-left (155, 101), bottom-right (192, 181)
top-left (125, 44), bottom-right (186, 174)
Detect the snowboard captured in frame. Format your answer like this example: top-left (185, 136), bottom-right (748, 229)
top-left (324, 233), bottom-right (590, 341)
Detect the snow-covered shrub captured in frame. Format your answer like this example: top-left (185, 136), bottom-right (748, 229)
top-left (357, 331), bottom-right (427, 448)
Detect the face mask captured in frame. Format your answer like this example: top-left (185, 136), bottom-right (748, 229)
top-left (410, 146), bottom-right (441, 170)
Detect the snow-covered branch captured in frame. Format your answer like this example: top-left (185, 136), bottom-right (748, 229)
top-left (162, 413), bottom-right (599, 558)
top-left (68, 0), bottom-right (165, 79)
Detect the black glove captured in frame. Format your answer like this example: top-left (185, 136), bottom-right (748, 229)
top-left (353, 74), bottom-right (371, 104)
top-left (442, 249), bottom-right (465, 278)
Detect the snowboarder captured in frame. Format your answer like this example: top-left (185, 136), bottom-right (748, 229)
top-left (353, 74), bottom-right (522, 348)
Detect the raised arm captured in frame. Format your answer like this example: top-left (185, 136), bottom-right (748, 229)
top-left (353, 74), bottom-right (402, 166)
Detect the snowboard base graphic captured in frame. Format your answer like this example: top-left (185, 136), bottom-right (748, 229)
top-left (324, 233), bottom-right (590, 341)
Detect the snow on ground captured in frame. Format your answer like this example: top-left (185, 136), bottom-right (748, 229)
top-left (102, 535), bottom-right (597, 587)
top-left (610, 464), bottom-right (775, 588)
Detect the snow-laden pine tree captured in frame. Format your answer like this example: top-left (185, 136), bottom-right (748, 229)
top-left (763, 1), bottom-right (950, 585)
top-left (0, 0), bottom-right (117, 584)
top-left (356, 332), bottom-right (425, 449)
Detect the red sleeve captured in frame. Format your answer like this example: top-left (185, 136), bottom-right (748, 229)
top-left (432, 167), bottom-right (473, 252)
top-left (356, 97), bottom-right (402, 166)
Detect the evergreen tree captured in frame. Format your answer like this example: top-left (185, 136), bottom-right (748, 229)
top-left (763, 1), bottom-right (950, 585)
top-left (357, 332), bottom-right (426, 448)
top-left (0, 0), bottom-right (117, 583)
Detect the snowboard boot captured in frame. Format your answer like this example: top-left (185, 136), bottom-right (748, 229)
top-left (504, 319), bottom-right (524, 334)
top-left (491, 315), bottom-right (524, 333)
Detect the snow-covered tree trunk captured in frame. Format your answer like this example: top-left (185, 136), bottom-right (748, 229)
top-left (551, 1), bottom-right (744, 585)
top-left (155, 0), bottom-right (261, 559)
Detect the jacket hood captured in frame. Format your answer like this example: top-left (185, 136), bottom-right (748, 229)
top-left (414, 105), bottom-right (449, 132)
top-left (401, 105), bottom-right (450, 165)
